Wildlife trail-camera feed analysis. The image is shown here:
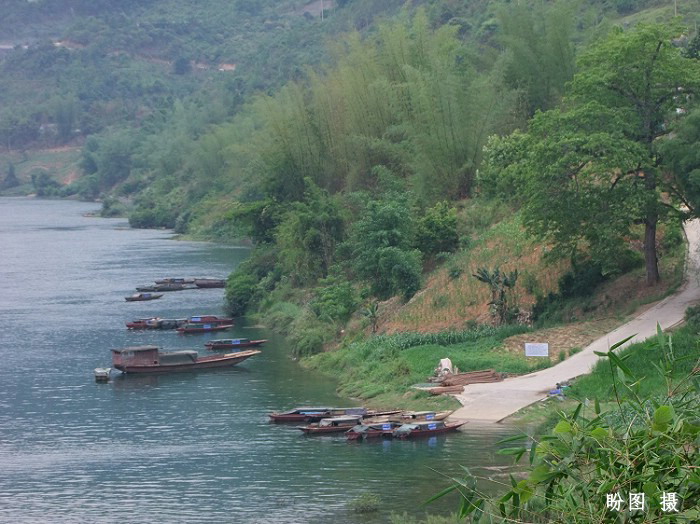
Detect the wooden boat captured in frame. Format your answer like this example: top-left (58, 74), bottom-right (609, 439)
top-left (125, 293), bottom-right (163, 302)
top-left (177, 322), bottom-right (233, 334)
top-left (154, 277), bottom-right (195, 285)
top-left (189, 315), bottom-right (234, 325)
top-left (205, 338), bottom-right (267, 350)
top-left (392, 420), bottom-right (465, 439)
top-left (137, 283), bottom-right (195, 292)
top-left (269, 407), bottom-right (368, 423)
top-left (346, 421), bottom-right (402, 440)
top-left (389, 410), bottom-right (453, 422)
top-left (94, 368), bottom-right (111, 382)
top-left (194, 278), bottom-right (226, 288)
top-left (126, 318), bottom-right (187, 330)
top-left (111, 345), bottom-right (260, 374)
top-left (297, 415), bottom-right (363, 434)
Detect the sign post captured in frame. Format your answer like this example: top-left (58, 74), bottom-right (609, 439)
top-left (525, 342), bottom-right (549, 357)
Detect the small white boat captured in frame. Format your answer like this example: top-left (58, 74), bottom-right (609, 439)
top-left (94, 368), bottom-right (111, 382)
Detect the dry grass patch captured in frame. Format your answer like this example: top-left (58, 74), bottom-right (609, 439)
top-left (500, 319), bottom-right (621, 357)
top-left (382, 215), bottom-right (569, 334)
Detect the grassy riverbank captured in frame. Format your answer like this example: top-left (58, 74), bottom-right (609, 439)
top-left (302, 325), bottom-right (559, 411)
top-left (509, 314), bottom-right (700, 428)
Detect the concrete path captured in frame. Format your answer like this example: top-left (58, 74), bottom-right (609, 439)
top-left (451, 219), bottom-right (700, 423)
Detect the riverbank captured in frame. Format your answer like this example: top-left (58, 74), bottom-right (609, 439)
top-left (450, 218), bottom-right (700, 423)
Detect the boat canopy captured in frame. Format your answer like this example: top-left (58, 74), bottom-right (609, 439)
top-left (160, 350), bottom-right (198, 364)
top-left (286, 407), bottom-right (333, 414)
top-left (319, 416), bottom-right (362, 426)
top-left (112, 345), bottom-right (160, 354)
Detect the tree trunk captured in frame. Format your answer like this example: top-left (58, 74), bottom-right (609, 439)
top-left (644, 216), bottom-right (660, 285)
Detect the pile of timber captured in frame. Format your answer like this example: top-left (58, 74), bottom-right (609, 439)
top-left (427, 369), bottom-right (503, 395)
top-left (427, 385), bottom-right (465, 395)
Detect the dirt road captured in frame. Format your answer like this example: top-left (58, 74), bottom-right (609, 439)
top-left (451, 219), bottom-right (700, 423)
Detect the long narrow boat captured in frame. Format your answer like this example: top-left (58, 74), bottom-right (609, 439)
top-left (297, 416), bottom-right (363, 434)
top-left (205, 338), bottom-right (267, 350)
top-left (189, 315), bottom-right (234, 325)
top-left (269, 407), bottom-right (368, 423)
top-left (392, 420), bottom-right (465, 439)
top-left (194, 278), bottom-right (226, 288)
top-left (154, 277), bottom-right (195, 285)
top-left (111, 345), bottom-right (260, 374)
top-left (177, 323), bottom-right (233, 334)
top-left (137, 283), bottom-right (196, 292)
top-left (126, 318), bottom-right (187, 330)
top-left (389, 410), bottom-right (453, 422)
top-left (346, 421), bottom-right (402, 441)
top-left (125, 293), bottom-right (163, 302)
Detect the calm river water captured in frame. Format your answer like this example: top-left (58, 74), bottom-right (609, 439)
top-left (0, 198), bottom-right (522, 524)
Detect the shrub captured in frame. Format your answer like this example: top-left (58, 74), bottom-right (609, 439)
top-left (415, 201), bottom-right (459, 256)
top-left (310, 276), bottom-right (358, 323)
top-left (431, 330), bottom-right (700, 522)
top-left (684, 304), bottom-right (700, 328)
top-left (225, 272), bottom-right (258, 317)
top-left (448, 265), bottom-right (463, 280)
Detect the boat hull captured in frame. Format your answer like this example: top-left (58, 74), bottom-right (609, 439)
top-left (394, 422), bottom-right (465, 439)
top-left (297, 424), bottom-right (358, 434)
top-left (114, 350), bottom-right (260, 374)
top-left (269, 412), bottom-right (331, 423)
top-left (177, 324), bottom-right (234, 334)
top-left (205, 340), bottom-right (267, 350)
top-left (125, 294), bottom-right (163, 302)
top-left (194, 279), bottom-right (226, 288)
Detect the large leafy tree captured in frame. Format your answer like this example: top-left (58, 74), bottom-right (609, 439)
top-left (485, 23), bottom-right (700, 285)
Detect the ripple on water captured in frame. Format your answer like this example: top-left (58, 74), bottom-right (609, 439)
top-left (0, 199), bottom-right (526, 524)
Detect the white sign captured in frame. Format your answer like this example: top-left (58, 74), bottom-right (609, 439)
top-left (525, 342), bottom-right (549, 357)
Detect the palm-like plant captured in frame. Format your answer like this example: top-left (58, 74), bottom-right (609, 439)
top-left (473, 266), bottom-right (519, 324)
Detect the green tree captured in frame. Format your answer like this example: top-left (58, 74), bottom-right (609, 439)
top-left (659, 108), bottom-right (700, 214)
top-left (275, 180), bottom-right (344, 285)
top-left (496, 0), bottom-right (576, 115)
top-left (1, 161), bottom-right (19, 190)
top-left (415, 201), bottom-right (459, 256)
top-left (486, 23), bottom-right (700, 285)
top-left (348, 197), bottom-right (422, 299)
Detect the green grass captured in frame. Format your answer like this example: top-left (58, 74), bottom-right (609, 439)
top-left (304, 325), bottom-right (555, 411)
top-left (567, 323), bottom-right (699, 401)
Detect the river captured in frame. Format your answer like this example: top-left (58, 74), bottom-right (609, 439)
top-left (0, 198), bottom-right (522, 524)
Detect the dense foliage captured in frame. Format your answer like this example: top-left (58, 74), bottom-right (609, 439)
top-left (431, 327), bottom-right (700, 522)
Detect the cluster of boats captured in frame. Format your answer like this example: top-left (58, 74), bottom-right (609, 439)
top-left (125, 277), bottom-right (226, 301)
top-left (126, 314), bottom-right (235, 334)
top-left (94, 312), bottom-right (268, 378)
top-left (269, 407), bottom-right (464, 440)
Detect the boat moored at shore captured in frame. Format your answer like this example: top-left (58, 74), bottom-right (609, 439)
top-left (177, 322), bottom-right (233, 334)
top-left (389, 410), bottom-right (452, 422)
top-left (194, 278), bottom-right (226, 288)
top-left (392, 420), bottom-right (465, 439)
top-left (126, 317), bottom-right (187, 329)
top-left (346, 421), bottom-right (402, 440)
top-left (297, 416), bottom-right (363, 434)
top-left (269, 407), bottom-right (368, 423)
top-left (111, 345), bottom-right (260, 373)
top-left (205, 338), bottom-right (267, 350)
top-left (125, 293), bottom-right (163, 302)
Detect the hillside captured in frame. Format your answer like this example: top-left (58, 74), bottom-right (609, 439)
top-left (2, 0), bottom-right (700, 353)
